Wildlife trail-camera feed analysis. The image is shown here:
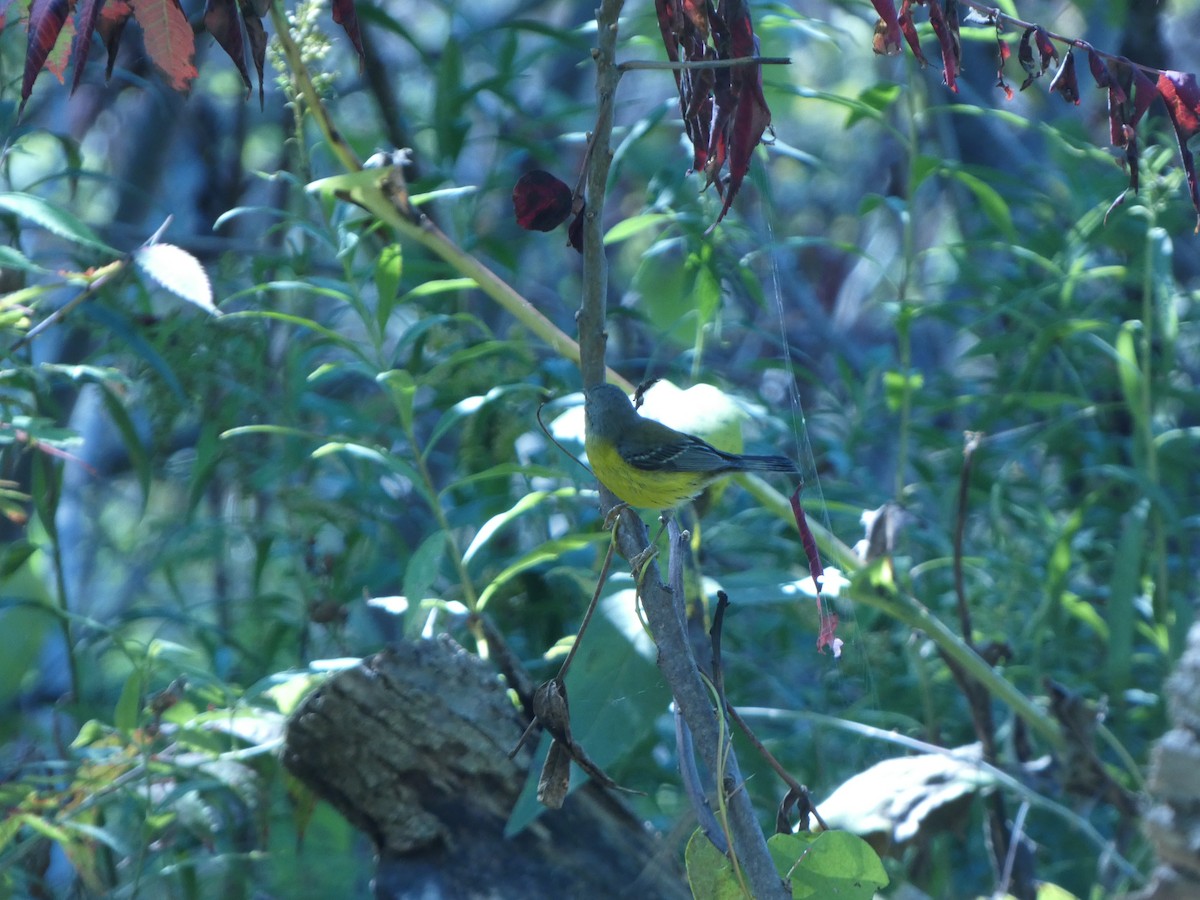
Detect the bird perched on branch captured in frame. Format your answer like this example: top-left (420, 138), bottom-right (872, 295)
top-left (583, 383), bottom-right (798, 510)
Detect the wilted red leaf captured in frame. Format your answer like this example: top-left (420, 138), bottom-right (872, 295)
top-left (20, 0), bottom-right (71, 114)
top-left (332, 0), bottom-right (364, 67)
top-left (1049, 50), bottom-right (1079, 105)
top-left (870, 0), bottom-right (902, 56)
top-left (97, 0), bottom-right (133, 80)
top-left (1129, 64), bottom-right (1159, 128)
top-left (1034, 26), bottom-right (1058, 70)
top-left (567, 204), bottom-right (585, 254)
top-left (995, 34), bottom-right (1013, 100)
top-left (710, 0), bottom-right (771, 228)
top-left (242, 2), bottom-right (266, 109)
top-left (70, 0), bottom-right (107, 94)
top-left (204, 0), bottom-right (251, 98)
top-left (1157, 71), bottom-right (1200, 230)
top-left (927, 0), bottom-right (959, 93)
top-left (1083, 43), bottom-right (1110, 89)
top-left (898, 0), bottom-right (926, 66)
top-left (132, 0), bottom-right (198, 92)
top-left (512, 170), bottom-right (573, 232)
top-left (656, 0), bottom-right (718, 173)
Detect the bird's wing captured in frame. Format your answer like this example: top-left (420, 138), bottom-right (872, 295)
top-left (621, 426), bottom-right (729, 473)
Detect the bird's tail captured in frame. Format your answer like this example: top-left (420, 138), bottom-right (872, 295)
top-left (730, 453), bottom-right (799, 475)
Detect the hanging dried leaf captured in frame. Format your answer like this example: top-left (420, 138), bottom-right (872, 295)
top-left (898, 0), bottom-right (926, 66)
top-left (241, 1), bottom-right (266, 110)
top-left (995, 34), bottom-right (1013, 101)
top-left (69, 0), bottom-right (107, 94)
top-left (332, 0), bottom-right (364, 67)
top-left (132, 0), bottom-right (198, 92)
top-left (1157, 71), bottom-right (1200, 230)
top-left (203, 0), bottom-right (251, 98)
top-left (20, 0), bottom-right (70, 114)
top-left (1048, 50), bottom-right (1079, 105)
top-left (1084, 43), bottom-right (1110, 89)
top-left (927, 0), bottom-right (959, 93)
top-left (870, 0), bottom-right (903, 56)
top-left (97, 0), bottom-right (133, 80)
top-left (1034, 27), bottom-right (1058, 70)
top-left (1017, 26), bottom-right (1037, 90)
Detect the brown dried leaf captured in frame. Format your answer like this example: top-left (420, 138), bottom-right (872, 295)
top-left (870, 0), bottom-right (902, 56)
top-left (927, 0), bottom-right (959, 93)
top-left (898, 0), bottom-right (926, 66)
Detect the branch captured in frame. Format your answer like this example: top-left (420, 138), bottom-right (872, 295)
top-left (576, 4), bottom-right (787, 897)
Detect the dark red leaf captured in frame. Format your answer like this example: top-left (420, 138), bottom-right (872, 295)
top-left (567, 203), bottom-right (585, 254)
top-left (331, 0), bottom-right (364, 66)
top-left (995, 34), bottom-right (1013, 100)
top-left (1033, 26), bottom-right (1058, 70)
top-left (1084, 43), bottom-right (1110, 89)
top-left (512, 170), bottom-right (572, 232)
top-left (1017, 26), bottom-right (1036, 76)
top-left (204, 0), bottom-right (251, 98)
top-left (70, 0), bottom-right (107, 95)
top-left (20, 0), bottom-right (71, 115)
top-left (870, 0), bottom-right (902, 56)
top-left (96, 0), bottom-right (132, 80)
top-left (926, 0), bottom-right (959, 93)
top-left (898, 0), bottom-right (926, 66)
top-left (241, 1), bottom-right (266, 109)
top-left (1157, 71), bottom-right (1200, 230)
top-left (1129, 63), bottom-right (1159, 129)
top-left (1048, 50), bottom-right (1079, 105)
top-left (132, 0), bottom-right (198, 92)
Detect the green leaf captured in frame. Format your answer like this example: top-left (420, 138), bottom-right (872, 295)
top-left (114, 669), bottom-right (143, 734)
top-left (1108, 499), bottom-right (1148, 690)
top-left (604, 213), bottom-right (671, 245)
top-left (376, 369), bottom-right (416, 432)
top-left (845, 81), bottom-right (901, 128)
top-left (768, 831), bottom-right (888, 898)
top-left (404, 530), bottom-right (446, 609)
top-left (882, 370), bottom-right (923, 412)
top-left (99, 384), bottom-right (151, 514)
top-left (375, 243), bottom-right (403, 330)
top-left (133, 243), bottom-right (219, 315)
top-left (463, 488), bottom-right (579, 568)
top-left (476, 534), bottom-right (599, 609)
top-left (944, 168), bottom-right (1015, 240)
top-left (0, 244), bottom-right (47, 273)
top-left (685, 828), bottom-right (745, 900)
top-left (0, 192), bottom-right (118, 254)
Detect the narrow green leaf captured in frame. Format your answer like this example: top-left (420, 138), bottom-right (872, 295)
top-left (374, 243), bottom-right (403, 330)
top-left (463, 488), bottom-right (580, 567)
top-left (1108, 499), bottom-right (1148, 691)
top-left (114, 669), bottom-right (143, 734)
top-left (603, 213), bottom-right (671, 245)
top-left (0, 192), bottom-right (118, 254)
top-left (99, 384), bottom-right (151, 514)
top-left (476, 535), bottom-right (597, 609)
top-left (403, 531), bottom-right (446, 613)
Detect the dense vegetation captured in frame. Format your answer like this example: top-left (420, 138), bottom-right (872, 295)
top-left (1, 0), bottom-right (1197, 896)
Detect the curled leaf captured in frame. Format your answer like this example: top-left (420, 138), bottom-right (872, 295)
top-left (1048, 50), bottom-right (1079, 105)
top-left (870, 0), bottom-right (903, 56)
top-left (1084, 43), bottom-right (1110, 89)
top-left (898, 0), bottom-right (926, 66)
top-left (1157, 71), bottom-right (1200, 231)
top-left (927, 0), bottom-right (959, 93)
top-left (994, 30), bottom-right (1012, 100)
top-left (1034, 26), bottom-right (1058, 70)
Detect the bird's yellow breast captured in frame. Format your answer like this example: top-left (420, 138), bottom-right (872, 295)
top-left (585, 437), bottom-right (709, 509)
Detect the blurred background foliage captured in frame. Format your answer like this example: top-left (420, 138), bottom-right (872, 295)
top-left (0, 0), bottom-right (1197, 896)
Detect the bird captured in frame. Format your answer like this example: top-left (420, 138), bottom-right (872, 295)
top-left (583, 383), bottom-right (798, 510)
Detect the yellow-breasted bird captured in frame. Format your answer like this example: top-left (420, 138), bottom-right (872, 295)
top-left (583, 383), bottom-right (799, 510)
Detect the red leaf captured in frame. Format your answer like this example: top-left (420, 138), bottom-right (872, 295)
top-left (789, 486), bottom-right (842, 658)
top-left (20, 0), bottom-right (71, 115)
top-left (1157, 71), bottom-right (1200, 230)
top-left (870, 0), bottom-right (902, 56)
top-left (331, 0), bottom-right (364, 67)
top-left (927, 0), bottom-right (959, 93)
top-left (70, 0), bottom-right (106, 94)
top-left (203, 0), bottom-right (251, 97)
top-left (97, 0), bottom-right (132, 80)
top-left (567, 203), bottom-right (585, 254)
top-left (1129, 63), bottom-right (1159, 129)
top-left (1048, 50), bottom-right (1079, 105)
top-left (1033, 26), bottom-right (1058, 70)
top-left (512, 170), bottom-right (572, 232)
top-left (1084, 43), bottom-right (1110, 89)
top-left (898, 0), bottom-right (926, 66)
top-left (131, 0), bottom-right (198, 92)
top-left (995, 34), bottom-right (1013, 100)
top-left (241, 1), bottom-right (266, 109)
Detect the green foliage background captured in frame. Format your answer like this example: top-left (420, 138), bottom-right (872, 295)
top-left (0, 0), bottom-right (1197, 896)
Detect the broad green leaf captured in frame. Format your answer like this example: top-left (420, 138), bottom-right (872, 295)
top-left (0, 192), bottom-right (117, 254)
top-left (404, 531), bottom-right (446, 611)
top-left (685, 828), bottom-right (745, 900)
top-left (133, 243), bottom-right (218, 315)
top-left (769, 831), bottom-right (888, 898)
